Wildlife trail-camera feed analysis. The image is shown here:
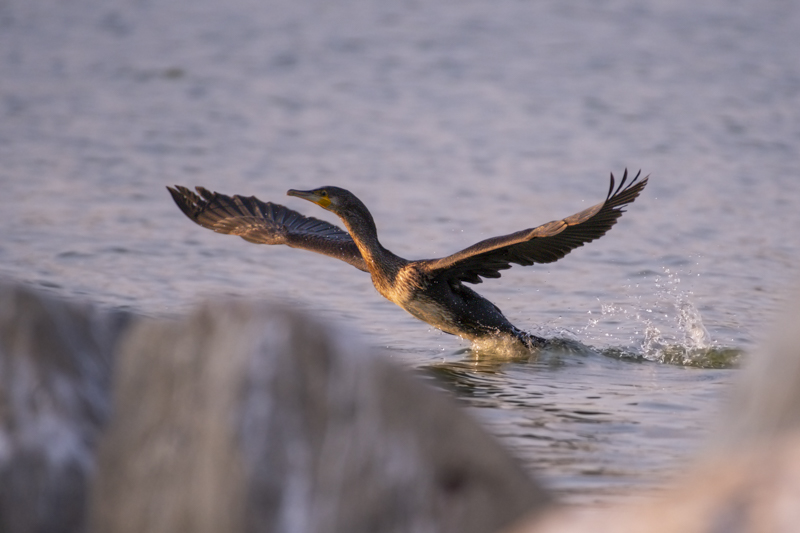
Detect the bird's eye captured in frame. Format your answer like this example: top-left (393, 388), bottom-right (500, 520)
top-left (320, 190), bottom-right (328, 197)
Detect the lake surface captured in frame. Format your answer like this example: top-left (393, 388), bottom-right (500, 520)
top-left (1, 0), bottom-right (798, 505)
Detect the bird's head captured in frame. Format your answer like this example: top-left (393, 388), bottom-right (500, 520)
top-left (287, 186), bottom-right (364, 217)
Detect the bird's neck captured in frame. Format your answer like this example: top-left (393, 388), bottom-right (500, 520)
top-left (341, 210), bottom-right (405, 276)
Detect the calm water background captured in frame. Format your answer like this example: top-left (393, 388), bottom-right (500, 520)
top-left (1, 0), bottom-right (799, 505)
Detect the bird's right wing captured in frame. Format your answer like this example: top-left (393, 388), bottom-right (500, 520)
top-left (421, 170), bottom-right (648, 284)
top-left (167, 186), bottom-right (369, 272)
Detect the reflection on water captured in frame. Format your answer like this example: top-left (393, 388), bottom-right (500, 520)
top-left (423, 336), bottom-right (736, 504)
top-left (419, 294), bottom-right (742, 504)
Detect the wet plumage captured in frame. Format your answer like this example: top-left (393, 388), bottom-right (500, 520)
top-left (168, 170), bottom-right (648, 348)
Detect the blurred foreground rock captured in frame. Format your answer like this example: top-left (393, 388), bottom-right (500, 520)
top-left (507, 289), bottom-right (800, 533)
top-left (14, 277), bottom-right (800, 533)
top-left (0, 281), bottom-right (549, 533)
top-left (0, 282), bottom-right (132, 533)
top-left (89, 299), bottom-right (550, 533)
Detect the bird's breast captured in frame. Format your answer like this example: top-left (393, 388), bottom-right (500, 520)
top-left (392, 265), bottom-right (429, 301)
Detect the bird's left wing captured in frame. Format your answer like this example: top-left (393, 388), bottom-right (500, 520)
top-left (168, 186), bottom-right (369, 272)
top-left (421, 170), bottom-right (648, 284)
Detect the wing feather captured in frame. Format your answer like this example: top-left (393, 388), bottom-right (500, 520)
top-left (167, 186), bottom-right (368, 272)
top-left (422, 170), bottom-right (648, 284)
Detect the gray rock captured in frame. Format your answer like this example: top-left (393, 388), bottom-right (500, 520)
top-left (89, 300), bottom-right (550, 533)
top-left (712, 287), bottom-right (800, 450)
top-left (0, 281), bottom-right (132, 533)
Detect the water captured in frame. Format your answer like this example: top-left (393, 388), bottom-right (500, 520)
top-left (1, 0), bottom-right (799, 505)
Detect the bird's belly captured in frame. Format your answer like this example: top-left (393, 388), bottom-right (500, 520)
top-left (375, 265), bottom-right (477, 337)
top-left (400, 295), bottom-right (460, 335)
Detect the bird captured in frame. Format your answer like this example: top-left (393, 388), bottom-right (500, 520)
top-left (168, 170), bottom-right (648, 349)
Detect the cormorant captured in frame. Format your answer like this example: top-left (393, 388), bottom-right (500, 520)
top-left (168, 170), bottom-right (647, 348)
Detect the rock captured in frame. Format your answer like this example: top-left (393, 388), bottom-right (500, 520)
top-left (0, 282), bottom-right (132, 533)
top-left (89, 300), bottom-right (550, 533)
top-left (0, 282), bottom-right (550, 533)
top-left (711, 288), bottom-right (800, 450)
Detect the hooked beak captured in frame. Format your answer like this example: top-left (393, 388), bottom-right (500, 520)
top-left (287, 189), bottom-right (331, 208)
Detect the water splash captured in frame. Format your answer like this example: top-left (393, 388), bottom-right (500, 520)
top-left (592, 268), bottom-right (742, 368)
top-left (678, 300), bottom-right (711, 349)
top-left (469, 335), bottom-right (539, 360)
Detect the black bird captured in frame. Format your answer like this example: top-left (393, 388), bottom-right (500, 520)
top-left (168, 170), bottom-right (647, 348)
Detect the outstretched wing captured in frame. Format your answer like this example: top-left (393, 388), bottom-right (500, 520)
top-left (422, 170), bottom-right (648, 284)
top-left (167, 186), bottom-right (368, 272)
